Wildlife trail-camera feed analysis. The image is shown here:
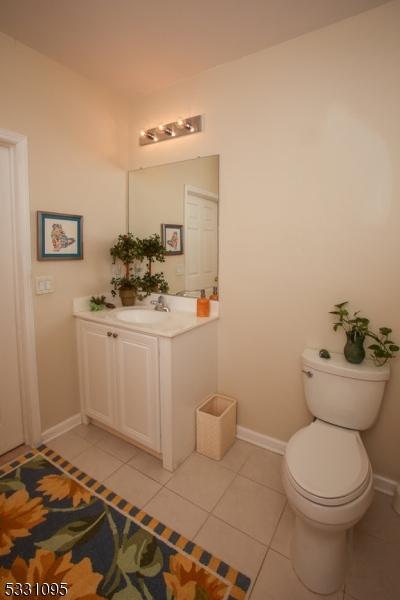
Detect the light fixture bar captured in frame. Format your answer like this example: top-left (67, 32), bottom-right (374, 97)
top-left (139, 115), bottom-right (202, 146)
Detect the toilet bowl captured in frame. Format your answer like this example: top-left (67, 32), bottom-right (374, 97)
top-left (282, 420), bottom-right (374, 594)
top-left (282, 349), bottom-right (390, 595)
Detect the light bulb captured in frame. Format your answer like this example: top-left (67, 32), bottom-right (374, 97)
top-left (176, 118), bottom-right (185, 128)
top-left (158, 124), bottom-right (165, 132)
top-left (140, 130), bottom-right (146, 137)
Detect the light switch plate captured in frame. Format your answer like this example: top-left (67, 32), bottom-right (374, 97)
top-left (35, 276), bottom-right (54, 295)
top-left (176, 264), bottom-right (184, 275)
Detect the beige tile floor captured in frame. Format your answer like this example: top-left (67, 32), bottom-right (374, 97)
top-left (2, 427), bottom-right (399, 599)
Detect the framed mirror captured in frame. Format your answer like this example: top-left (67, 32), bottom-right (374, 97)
top-left (128, 155), bottom-right (219, 297)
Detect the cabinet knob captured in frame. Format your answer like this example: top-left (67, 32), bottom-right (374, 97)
top-left (107, 331), bottom-right (112, 337)
top-left (112, 333), bottom-right (118, 338)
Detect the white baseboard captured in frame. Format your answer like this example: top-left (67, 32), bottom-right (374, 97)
top-left (236, 425), bottom-right (398, 497)
top-left (373, 473), bottom-right (398, 496)
top-left (41, 413), bottom-right (82, 443)
top-left (236, 425), bottom-right (286, 455)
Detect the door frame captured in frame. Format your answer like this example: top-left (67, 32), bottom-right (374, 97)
top-left (183, 184), bottom-right (219, 292)
top-left (0, 128), bottom-right (41, 447)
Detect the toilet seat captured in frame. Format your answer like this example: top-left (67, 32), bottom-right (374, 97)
top-left (285, 420), bottom-right (371, 507)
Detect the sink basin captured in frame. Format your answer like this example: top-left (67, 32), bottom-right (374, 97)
top-left (116, 309), bottom-right (170, 324)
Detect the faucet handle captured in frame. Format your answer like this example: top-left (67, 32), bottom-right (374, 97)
top-left (157, 295), bottom-right (164, 303)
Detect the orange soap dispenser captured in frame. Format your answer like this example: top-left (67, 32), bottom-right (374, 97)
top-left (197, 289), bottom-right (210, 317)
top-left (209, 286), bottom-right (219, 301)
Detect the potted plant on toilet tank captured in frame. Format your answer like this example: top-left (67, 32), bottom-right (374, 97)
top-left (330, 301), bottom-right (399, 366)
top-left (110, 232), bottom-right (168, 306)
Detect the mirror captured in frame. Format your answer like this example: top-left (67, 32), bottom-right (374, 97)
top-left (128, 156), bottom-right (219, 296)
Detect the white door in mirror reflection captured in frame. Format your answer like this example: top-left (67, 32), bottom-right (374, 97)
top-left (184, 185), bottom-right (218, 292)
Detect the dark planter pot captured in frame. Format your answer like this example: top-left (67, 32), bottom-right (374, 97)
top-left (344, 331), bottom-right (366, 364)
top-left (119, 288), bottom-right (136, 306)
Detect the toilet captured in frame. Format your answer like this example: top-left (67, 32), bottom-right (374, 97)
top-left (282, 348), bottom-right (390, 595)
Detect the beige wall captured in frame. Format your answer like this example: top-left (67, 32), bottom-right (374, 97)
top-left (0, 32), bottom-right (129, 431)
top-left (129, 156), bottom-right (219, 293)
top-left (129, 1), bottom-right (400, 481)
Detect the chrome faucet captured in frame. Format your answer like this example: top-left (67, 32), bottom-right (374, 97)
top-left (150, 295), bottom-right (170, 312)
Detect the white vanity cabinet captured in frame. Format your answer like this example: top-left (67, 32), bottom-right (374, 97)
top-left (114, 327), bottom-right (160, 451)
top-left (77, 320), bottom-right (160, 452)
top-left (77, 321), bottom-right (115, 428)
top-left (75, 302), bottom-right (218, 471)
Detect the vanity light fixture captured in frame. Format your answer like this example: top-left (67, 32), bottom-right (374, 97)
top-left (181, 120), bottom-right (195, 132)
top-left (140, 129), bottom-right (158, 142)
top-left (175, 118), bottom-right (194, 132)
top-left (139, 115), bottom-right (202, 146)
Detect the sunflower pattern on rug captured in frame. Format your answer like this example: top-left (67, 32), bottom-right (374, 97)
top-left (0, 448), bottom-right (250, 600)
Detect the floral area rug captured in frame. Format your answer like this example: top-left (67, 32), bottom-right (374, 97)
top-left (0, 445), bottom-right (250, 599)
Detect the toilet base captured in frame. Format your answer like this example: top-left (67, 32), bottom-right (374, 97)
top-left (292, 515), bottom-right (349, 595)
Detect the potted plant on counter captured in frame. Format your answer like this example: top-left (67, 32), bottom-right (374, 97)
top-left (110, 274), bottom-right (142, 306)
top-left (330, 301), bottom-right (399, 366)
top-left (110, 232), bottom-right (169, 305)
top-left (110, 233), bottom-right (141, 306)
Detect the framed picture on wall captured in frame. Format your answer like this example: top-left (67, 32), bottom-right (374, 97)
top-left (161, 224), bottom-right (183, 255)
top-left (37, 211), bottom-right (83, 260)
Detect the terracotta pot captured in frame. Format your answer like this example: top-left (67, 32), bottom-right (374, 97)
top-left (119, 288), bottom-right (136, 306)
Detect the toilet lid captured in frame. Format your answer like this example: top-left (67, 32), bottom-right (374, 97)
top-left (285, 421), bottom-right (370, 506)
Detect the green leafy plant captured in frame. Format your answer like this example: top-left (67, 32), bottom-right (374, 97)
top-left (110, 232), bottom-right (169, 298)
top-left (110, 275), bottom-right (142, 298)
top-left (110, 233), bottom-right (140, 279)
top-left (367, 328), bottom-right (399, 367)
top-left (90, 296), bottom-right (115, 310)
top-left (330, 301), bottom-right (399, 366)
top-left (140, 272), bottom-right (169, 295)
top-left (89, 295), bottom-right (106, 311)
top-left (330, 301), bottom-right (370, 339)
top-left (136, 234), bottom-right (166, 276)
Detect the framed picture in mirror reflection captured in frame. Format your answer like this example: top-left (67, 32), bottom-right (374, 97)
top-left (161, 224), bottom-right (183, 255)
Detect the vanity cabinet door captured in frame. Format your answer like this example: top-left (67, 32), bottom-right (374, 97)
top-left (114, 330), bottom-right (160, 452)
top-left (78, 321), bottom-right (115, 427)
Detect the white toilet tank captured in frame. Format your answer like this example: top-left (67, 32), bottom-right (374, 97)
top-left (302, 349), bottom-right (390, 430)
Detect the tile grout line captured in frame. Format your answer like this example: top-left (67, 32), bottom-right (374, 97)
top-left (70, 426), bottom-right (288, 496)
top-left (238, 471), bottom-right (286, 497)
top-left (56, 428), bottom-right (400, 600)
top-left (69, 427), bottom-right (289, 551)
top-left (247, 546), bottom-right (274, 599)
top-left (192, 512), bottom-right (213, 542)
top-left (268, 497), bottom-right (288, 549)
top-left (51, 428), bottom-right (285, 510)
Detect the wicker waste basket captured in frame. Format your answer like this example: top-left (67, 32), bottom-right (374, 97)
top-left (196, 394), bottom-right (237, 460)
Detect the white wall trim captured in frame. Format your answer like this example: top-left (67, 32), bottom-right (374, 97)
top-left (373, 473), bottom-right (398, 496)
top-left (42, 413), bottom-right (82, 443)
top-left (236, 425), bottom-right (398, 496)
top-left (0, 128), bottom-right (42, 447)
top-left (236, 425), bottom-right (287, 455)
top-left (184, 184), bottom-right (219, 203)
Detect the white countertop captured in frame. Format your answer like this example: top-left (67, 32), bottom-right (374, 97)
top-left (73, 295), bottom-right (219, 338)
